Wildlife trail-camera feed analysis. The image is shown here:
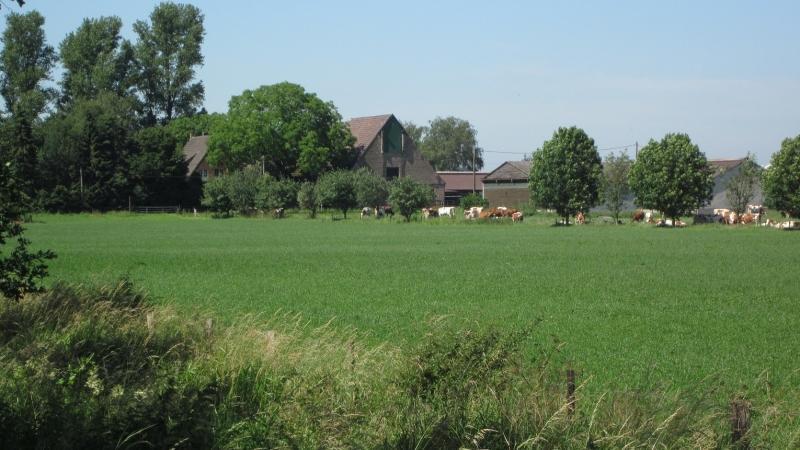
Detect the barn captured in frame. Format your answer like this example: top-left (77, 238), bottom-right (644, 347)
top-left (437, 171), bottom-right (487, 206)
top-left (348, 114), bottom-right (445, 202)
top-left (700, 158), bottom-right (764, 212)
top-left (482, 160), bottom-right (531, 208)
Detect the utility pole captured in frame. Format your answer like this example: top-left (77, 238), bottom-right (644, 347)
top-left (79, 167), bottom-right (84, 204)
top-left (635, 141), bottom-right (639, 159)
top-left (469, 144), bottom-right (476, 193)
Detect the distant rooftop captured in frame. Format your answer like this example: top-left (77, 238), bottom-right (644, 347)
top-left (483, 160), bottom-right (531, 182)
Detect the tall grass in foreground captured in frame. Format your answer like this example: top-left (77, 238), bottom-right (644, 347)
top-left (1, 281), bottom-right (797, 449)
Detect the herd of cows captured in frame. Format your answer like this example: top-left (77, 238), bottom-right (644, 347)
top-left (351, 202), bottom-right (800, 229)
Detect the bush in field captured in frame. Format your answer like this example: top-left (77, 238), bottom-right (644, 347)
top-left (389, 177), bottom-right (434, 222)
top-left (316, 170), bottom-right (357, 218)
top-left (529, 127), bottom-right (602, 224)
top-left (200, 176), bottom-right (233, 217)
top-left (353, 167), bottom-right (389, 209)
top-left (459, 192), bottom-right (488, 209)
top-left (763, 135), bottom-right (800, 218)
top-left (226, 165), bottom-right (265, 215)
top-left (257, 178), bottom-right (298, 211)
top-left (297, 181), bottom-right (318, 218)
top-left (629, 134), bottom-right (714, 224)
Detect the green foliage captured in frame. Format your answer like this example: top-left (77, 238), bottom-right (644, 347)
top-left (128, 125), bottom-right (194, 206)
top-left (208, 82), bottom-right (355, 179)
top-left (297, 181), bottom-right (318, 218)
top-left (529, 126), bottom-right (602, 224)
top-left (58, 16), bottom-right (136, 105)
top-left (0, 11), bottom-right (57, 200)
top-left (402, 120), bottom-right (428, 146)
top-left (726, 153), bottom-right (761, 216)
top-left (37, 93), bottom-right (135, 211)
top-left (134, 2), bottom-right (205, 124)
top-left (316, 170), bottom-right (357, 219)
top-left (602, 151), bottom-right (633, 223)
top-left (224, 165), bottom-right (265, 216)
top-left (416, 116), bottom-right (483, 171)
top-left (459, 192), bottom-right (488, 209)
top-left (200, 176), bottom-right (232, 217)
top-left (629, 133), bottom-right (714, 222)
top-left (353, 167), bottom-right (389, 208)
top-left (256, 178), bottom-right (298, 211)
top-left (763, 135), bottom-right (800, 218)
top-left (389, 177), bottom-right (434, 222)
top-left (165, 111), bottom-right (225, 146)
top-left (0, 160), bottom-right (54, 300)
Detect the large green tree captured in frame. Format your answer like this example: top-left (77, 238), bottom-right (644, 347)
top-left (0, 10), bottom-right (57, 200)
top-left (38, 93), bottom-right (136, 210)
top-left (354, 167), bottom-right (389, 209)
top-left (602, 151), bottom-right (633, 223)
top-left (629, 133), bottom-right (714, 223)
top-left (417, 116), bottom-right (483, 171)
top-left (529, 126), bottom-right (602, 224)
top-left (763, 135), bottom-right (800, 218)
top-left (134, 2), bottom-right (205, 124)
top-left (208, 82), bottom-right (355, 180)
top-left (58, 16), bottom-right (136, 106)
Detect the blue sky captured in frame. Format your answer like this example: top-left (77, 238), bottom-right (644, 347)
top-left (10, 1), bottom-right (800, 170)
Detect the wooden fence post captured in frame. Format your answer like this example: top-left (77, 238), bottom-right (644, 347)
top-left (566, 369), bottom-right (576, 416)
top-left (730, 397), bottom-right (751, 448)
top-left (204, 318), bottom-right (213, 338)
top-left (146, 312), bottom-right (154, 333)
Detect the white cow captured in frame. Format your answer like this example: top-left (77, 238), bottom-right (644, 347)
top-left (464, 206), bottom-right (483, 220)
top-left (360, 207), bottom-right (372, 219)
top-left (438, 206), bottom-right (456, 218)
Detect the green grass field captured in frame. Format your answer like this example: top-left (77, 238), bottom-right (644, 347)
top-left (25, 212), bottom-right (800, 391)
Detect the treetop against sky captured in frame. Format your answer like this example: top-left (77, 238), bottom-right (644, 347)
top-left (5, 0), bottom-right (800, 169)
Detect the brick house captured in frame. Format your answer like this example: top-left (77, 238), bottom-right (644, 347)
top-left (348, 114), bottom-right (445, 202)
top-left (482, 160), bottom-right (531, 207)
top-left (182, 135), bottom-right (225, 181)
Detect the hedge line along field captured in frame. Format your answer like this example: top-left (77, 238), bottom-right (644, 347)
top-left (25, 213), bottom-right (800, 392)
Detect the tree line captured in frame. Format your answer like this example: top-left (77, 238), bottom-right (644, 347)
top-left (529, 127), bottom-right (800, 224)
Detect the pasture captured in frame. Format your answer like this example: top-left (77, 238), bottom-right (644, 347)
top-left (26, 212), bottom-right (800, 391)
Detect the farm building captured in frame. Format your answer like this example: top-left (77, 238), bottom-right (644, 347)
top-left (182, 135), bottom-right (224, 181)
top-left (482, 160), bottom-right (531, 207)
top-left (437, 171), bottom-right (487, 206)
top-left (699, 158), bottom-right (764, 212)
top-left (348, 114), bottom-right (445, 202)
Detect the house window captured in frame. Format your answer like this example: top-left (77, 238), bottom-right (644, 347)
top-left (385, 167), bottom-right (399, 180)
top-left (213, 168), bottom-right (222, 177)
top-left (200, 169), bottom-right (209, 181)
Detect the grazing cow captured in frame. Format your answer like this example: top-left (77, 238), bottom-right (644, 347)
top-left (511, 211), bottom-right (524, 222)
top-left (377, 205), bottom-right (393, 218)
top-left (747, 204), bottom-right (765, 215)
top-left (360, 207), bottom-right (372, 219)
top-left (422, 207), bottom-right (439, 219)
top-left (575, 212), bottom-right (585, 224)
top-left (632, 210), bottom-right (645, 222)
top-left (438, 206), bottom-right (456, 218)
top-left (272, 208), bottom-right (285, 219)
top-left (464, 206), bottom-right (483, 219)
top-left (739, 213), bottom-right (755, 224)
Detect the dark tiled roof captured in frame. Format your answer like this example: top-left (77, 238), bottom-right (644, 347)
top-left (483, 160), bottom-right (531, 182)
top-left (437, 171), bottom-right (488, 191)
top-left (347, 114), bottom-right (392, 150)
top-left (708, 158), bottom-right (746, 175)
top-left (183, 135), bottom-right (210, 176)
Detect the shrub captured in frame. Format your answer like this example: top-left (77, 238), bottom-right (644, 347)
top-left (257, 178), bottom-right (298, 211)
top-left (200, 176), bottom-right (233, 217)
top-left (316, 170), bottom-right (357, 219)
top-left (389, 177), bottom-right (434, 222)
top-left (297, 181), bottom-right (318, 218)
top-left (459, 192), bottom-right (488, 209)
top-left (354, 167), bottom-right (389, 209)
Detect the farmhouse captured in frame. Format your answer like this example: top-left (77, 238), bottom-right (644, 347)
top-left (348, 114), bottom-right (445, 202)
top-left (182, 135), bottom-right (224, 181)
top-left (437, 171), bottom-right (487, 206)
top-left (482, 160), bottom-right (531, 208)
